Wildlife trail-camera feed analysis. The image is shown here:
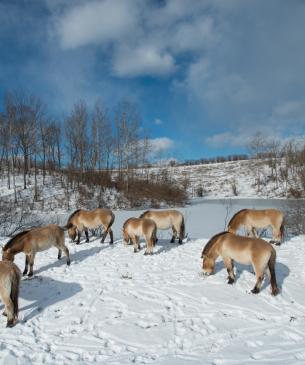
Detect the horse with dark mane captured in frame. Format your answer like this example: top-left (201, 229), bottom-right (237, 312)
top-left (67, 208), bottom-right (115, 244)
top-left (2, 224), bottom-right (70, 277)
top-left (201, 231), bottom-right (278, 295)
top-left (228, 208), bottom-right (285, 245)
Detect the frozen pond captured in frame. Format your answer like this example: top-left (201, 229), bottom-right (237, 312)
top-left (52, 198), bottom-right (302, 242)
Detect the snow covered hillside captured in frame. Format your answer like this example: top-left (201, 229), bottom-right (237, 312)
top-left (141, 159), bottom-right (289, 199)
top-left (0, 202), bottom-right (304, 365)
top-left (0, 159), bottom-right (292, 220)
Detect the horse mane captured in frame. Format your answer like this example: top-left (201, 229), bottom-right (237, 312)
top-left (3, 230), bottom-right (30, 251)
top-left (228, 209), bottom-right (248, 227)
top-left (201, 231), bottom-right (228, 258)
top-left (67, 209), bottom-right (82, 223)
top-left (139, 210), bottom-right (150, 219)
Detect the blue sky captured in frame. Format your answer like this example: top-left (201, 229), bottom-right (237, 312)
top-left (1, 0), bottom-right (305, 161)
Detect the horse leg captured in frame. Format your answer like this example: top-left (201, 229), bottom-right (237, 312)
top-left (28, 254), bottom-right (36, 277)
top-left (251, 227), bottom-right (258, 238)
top-left (1, 292), bottom-right (15, 327)
top-left (108, 228), bottom-right (114, 244)
top-left (223, 257), bottom-right (235, 284)
top-left (271, 225), bottom-right (281, 245)
top-left (58, 249), bottom-right (62, 260)
top-left (144, 235), bottom-right (153, 255)
top-left (84, 228), bottom-right (89, 243)
top-left (100, 227), bottom-right (107, 243)
top-left (23, 255), bottom-right (29, 276)
top-left (178, 226), bottom-right (184, 244)
top-left (170, 226), bottom-right (177, 243)
top-left (62, 245), bottom-right (70, 266)
top-left (130, 235), bottom-right (138, 253)
top-left (251, 261), bottom-right (265, 294)
top-left (76, 230), bottom-right (81, 245)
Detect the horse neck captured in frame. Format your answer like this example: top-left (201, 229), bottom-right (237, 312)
top-left (206, 238), bottom-right (221, 261)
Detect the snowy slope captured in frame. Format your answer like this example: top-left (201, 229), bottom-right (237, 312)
top-left (0, 204), bottom-right (305, 364)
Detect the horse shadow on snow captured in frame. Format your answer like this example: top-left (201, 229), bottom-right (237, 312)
top-left (35, 243), bottom-right (108, 275)
top-left (19, 276), bottom-right (82, 322)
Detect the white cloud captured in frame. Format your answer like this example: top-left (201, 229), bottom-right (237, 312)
top-left (149, 137), bottom-right (174, 154)
top-left (113, 46), bottom-right (176, 77)
top-left (57, 0), bottom-right (140, 49)
top-left (206, 132), bottom-right (250, 148)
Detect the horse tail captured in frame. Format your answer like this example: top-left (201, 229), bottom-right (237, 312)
top-left (268, 248), bottom-right (279, 296)
top-left (108, 212), bottom-right (115, 229)
top-left (180, 216), bottom-right (185, 239)
top-left (152, 224), bottom-right (157, 246)
top-left (10, 267), bottom-right (20, 318)
top-left (280, 218), bottom-right (285, 242)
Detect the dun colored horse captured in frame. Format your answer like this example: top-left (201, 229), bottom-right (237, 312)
top-left (139, 210), bottom-right (185, 244)
top-left (2, 225), bottom-right (70, 277)
top-left (0, 261), bottom-right (21, 327)
top-left (67, 208), bottom-right (115, 244)
top-left (228, 209), bottom-right (285, 245)
top-left (122, 218), bottom-right (157, 255)
top-left (201, 231), bottom-right (279, 295)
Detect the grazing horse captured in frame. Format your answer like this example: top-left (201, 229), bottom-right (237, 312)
top-left (0, 261), bottom-right (21, 327)
top-left (122, 218), bottom-right (157, 255)
top-left (2, 225), bottom-right (70, 277)
top-left (139, 210), bottom-right (185, 244)
top-left (67, 208), bottom-right (115, 244)
top-left (201, 231), bottom-right (279, 295)
top-left (228, 209), bottom-right (285, 245)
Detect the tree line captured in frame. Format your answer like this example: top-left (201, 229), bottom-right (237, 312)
top-left (0, 91), bottom-right (187, 214)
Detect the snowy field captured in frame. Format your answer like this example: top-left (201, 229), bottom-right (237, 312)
top-left (1, 200), bottom-right (305, 364)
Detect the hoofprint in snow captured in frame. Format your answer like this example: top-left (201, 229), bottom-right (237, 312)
top-left (0, 208), bottom-right (305, 364)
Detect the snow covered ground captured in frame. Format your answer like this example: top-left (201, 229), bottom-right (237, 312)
top-left (0, 201), bottom-right (305, 364)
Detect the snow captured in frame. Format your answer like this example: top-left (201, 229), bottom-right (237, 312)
top-left (0, 201), bottom-right (305, 364)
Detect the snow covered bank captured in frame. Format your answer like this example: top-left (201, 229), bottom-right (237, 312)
top-left (0, 203), bottom-right (305, 364)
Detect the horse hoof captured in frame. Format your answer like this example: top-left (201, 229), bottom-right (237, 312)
top-left (227, 278), bottom-right (234, 284)
top-left (271, 288), bottom-right (279, 296)
top-left (6, 320), bottom-right (14, 328)
top-left (178, 240), bottom-right (183, 244)
top-left (28, 272), bottom-right (33, 277)
top-left (86, 240), bottom-right (89, 243)
top-left (251, 288), bottom-right (259, 294)
top-left (22, 271), bottom-right (27, 276)
top-left (67, 260), bottom-right (71, 266)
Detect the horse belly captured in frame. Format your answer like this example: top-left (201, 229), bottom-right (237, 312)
top-left (154, 217), bottom-right (171, 230)
top-left (35, 238), bottom-right (56, 252)
top-left (229, 250), bottom-right (251, 265)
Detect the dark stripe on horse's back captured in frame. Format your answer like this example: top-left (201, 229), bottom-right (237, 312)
top-left (3, 230), bottom-right (29, 251)
top-left (202, 231), bottom-right (229, 257)
top-left (228, 209), bottom-right (248, 227)
top-left (67, 209), bottom-right (82, 223)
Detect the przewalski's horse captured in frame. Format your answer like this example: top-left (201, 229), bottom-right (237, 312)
top-left (228, 209), bottom-right (285, 245)
top-left (139, 210), bottom-right (185, 244)
top-left (201, 231), bottom-right (279, 295)
top-left (122, 218), bottom-right (157, 255)
top-left (67, 208), bottom-right (115, 245)
top-left (0, 261), bottom-right (21, 327)
top-left (2, 225), bottom-right (70, 277)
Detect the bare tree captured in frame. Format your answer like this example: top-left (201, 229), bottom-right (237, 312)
top-left (248, 131), bottom-right (267, 192)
